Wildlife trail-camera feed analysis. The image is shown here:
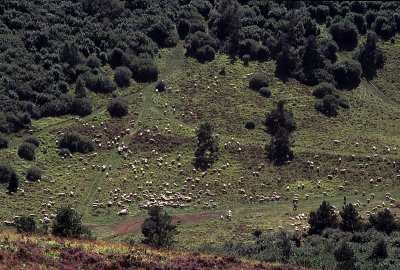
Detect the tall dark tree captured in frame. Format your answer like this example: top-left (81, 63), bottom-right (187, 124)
top-left (302, 35), bottom-right (325, 73)
top-left (308, 201), bottom-right (339, 235)
top-left (368, 208), bottom-right (398, 234)
top-left (52, 206), bottom-right (92, 239)
top-left (339, 203), bottom-right (363, 232)
top-left (193, 122), bottom-right (219, 170)
top-left (141, 206), bottom-right (178, 248)
top-left (264, 100), bottom-right (297, 136)
top-left (356, 31), bottom-right (385, 79)
top-left (275, 42), bottom-right (301, 80)
top-left (75, 78), bottom-right (87, 98)
top-left (60, 42), bottom-right (82, 66)
top-left (265, 127), bottom-right (293, 166)
top-left (370, 239), bottom-right (388, 260)
top-left (213, 0), bottom-right (242, 52)
top-left (264, 101), bottom-right (296, 165)
top-left (334, 241), bottom-right (357, 270)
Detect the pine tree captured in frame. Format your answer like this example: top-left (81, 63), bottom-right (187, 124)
top-left (370, 239), bottom-right (388, 260)
top-left (357, 31), bottom-right (385, 79)
top-left (308, 201), bottom-right (339, 235)
top-left (264, 100), bottom-right (296, 165)
top-left (193, 122), bottom-right (219, 170)
top-left (368, 208), bottom-right (398, 234)
top-left (266, 127), bottom-right (293, 165)
top-left (75, 78), bottom-right (87, 98)
top-left (334, 241), bottom-right (357, 270)
top-left (141, 206), bottom-right (178, 248)
top-left (339, 203), bottom-right (363, 232)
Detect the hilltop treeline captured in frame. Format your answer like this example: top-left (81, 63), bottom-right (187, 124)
top-left (0, 0), bottom-right (397, 133)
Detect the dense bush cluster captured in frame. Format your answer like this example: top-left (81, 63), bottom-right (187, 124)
top-left (26, 166), bottom-right (42, 181)
top-left (0, 1), bottom-right (394, 132)
top-left (313, 83), bottom-right (349, 116)
top-left (58, 132), bottom-right (94, 154)
top-left (18, 142), bottom-right (36, 161)
top-left (107, 98), bottom-right (128, 118)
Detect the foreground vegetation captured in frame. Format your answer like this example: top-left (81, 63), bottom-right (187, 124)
top-left (0, 230), bottom-right (305, 270)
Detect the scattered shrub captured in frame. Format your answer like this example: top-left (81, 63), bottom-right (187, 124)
top-left (52, 206), bottom-right (93, 239)
top-left (18, 143), bottom-right (36, 161)
top-left (245, 121), bottom-right (256, 130)
top-left (70, 98), bottom-right (93, 116)
top-left (259, 87), bottom-right (272, 98)
top-left (196, 45), bottom-right (216, 62)
top-left (114, 66), bottom-right (132, 87)
top-left (249, 73), bottom-right (268, 90)
top-left (23, 136), bottom-right (40, 147)
top-left (242, 54), bottom-right (250, 66)
top-left (332, 59), bottom-right (362, 90)
top-left (58, 132), bottom-right (94, 154)
top-left (0, 163), bottom-right (17, 184)
top-left (107, 98), bottom-right (128, 118)
top-left (155, 80), bottom-right (166, 92)
top-left (26, 166), bottom-right (42, 181)
top-left (15, 216), bottom-right (36, 233)
top-left (0, 133), bottom-right (9, 149)
top-left (58, 148), bottom-right (71, 158)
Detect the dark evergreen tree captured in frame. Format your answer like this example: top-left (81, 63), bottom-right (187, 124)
top-left (193, 122), bottom-right (219, 170)
top-left (370, 239), bottom-right (388, 260)
top-left (275, 42), bottom-right (301, 80)
top-left (0, 133), bottom-right (9, 149)
top-left (141, 206), bottom-right (178, 248)
top-left (265, 127), bottom-right (293, 165)
top-left (368, 209), bottom-right (398, 234)
top-left (75, 78), bottom-right (87, 98)
top-left (356, 31), bottom-right (385, 79)
top-left (264, 100), bottom-right (296, 136)
top-left (308, 201), bottom-right (339, 235)
top-left (334, 242), bottom-right (357, 270)
top-left (60, 42), bottom-right (82, 66)
top-left (302, 35), bottom-right (325, 74)
top-left (339, 203), bottom-right (363, 232)
top-left (52, 206), bottom-right (92, 239)
top-left (213, 0), bottom-right (242, 52)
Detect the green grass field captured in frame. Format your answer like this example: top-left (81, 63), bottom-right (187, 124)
top-left (1, 36), bottom-right (400, 251)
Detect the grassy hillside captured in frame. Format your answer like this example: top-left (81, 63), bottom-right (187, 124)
top-left (1, 31), bottom-right (400, 253)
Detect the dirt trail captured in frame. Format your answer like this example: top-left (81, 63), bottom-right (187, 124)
top-left (361, 79), bottom-right (400, 108)
top-left (114, 212), bottom-right (220, 235)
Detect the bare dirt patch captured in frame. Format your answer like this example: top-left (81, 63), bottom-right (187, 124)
top-left (114, 212), bottom-right (220, 235)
